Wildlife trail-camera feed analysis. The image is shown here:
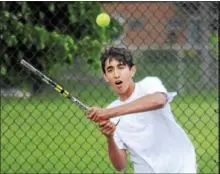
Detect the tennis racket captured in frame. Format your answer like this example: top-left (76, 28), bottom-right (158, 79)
top-left (20, 59), bottom-right (88, 111)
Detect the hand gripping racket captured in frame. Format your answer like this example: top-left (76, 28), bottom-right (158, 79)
top-left (20, 59), bottom-right (88, 111)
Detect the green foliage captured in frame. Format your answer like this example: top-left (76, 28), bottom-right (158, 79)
top-left (0, 2), bottom-right (122, 85)
top-left (1, 65), bottom-right (7, 75)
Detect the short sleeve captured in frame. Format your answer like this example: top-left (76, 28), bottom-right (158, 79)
top-left (138, 77), bottom-right (168, 95)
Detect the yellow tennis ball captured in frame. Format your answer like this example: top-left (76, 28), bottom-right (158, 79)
top-left (96, 13), bottom-right (110, 28)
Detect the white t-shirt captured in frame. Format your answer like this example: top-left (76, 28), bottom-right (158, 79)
top-left (109, 76), bottom-right (197, 173)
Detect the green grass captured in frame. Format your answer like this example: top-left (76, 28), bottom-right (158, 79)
top-left (1, 97), bottom-right (118, 173)
top-left (1, 86), bottom-right (218, 173)
top-left (170, 92), bottom-right (218, 173)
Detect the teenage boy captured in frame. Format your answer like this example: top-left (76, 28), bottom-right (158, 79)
top-left (87, 46), bottom-right (197, 173)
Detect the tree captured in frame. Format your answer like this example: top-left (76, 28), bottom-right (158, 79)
top-left (0, 2), bottom-right (122, 91)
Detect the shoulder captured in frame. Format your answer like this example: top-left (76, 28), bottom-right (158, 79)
top-left (137, 76), bottom-right (167, 95)
top-left (137, 76), bottom-right (163, 85)
top-left (137, 76), bottom-right (177, 103)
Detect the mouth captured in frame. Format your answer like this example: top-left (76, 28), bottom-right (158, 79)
top-left (115, 80), bottom-right (123, 86)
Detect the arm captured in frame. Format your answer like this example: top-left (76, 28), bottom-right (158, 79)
top-left (99, 121), bottom-right (127, 171)
top-left (87, 92), bottom-right (167, 121)
top-left (108, 92), bottom-right (167, 118)
top-left (107, 136), bottom-right (127, 171)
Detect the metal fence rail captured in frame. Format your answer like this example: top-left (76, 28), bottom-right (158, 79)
top-left (1, 2), bottom-right (218, 173)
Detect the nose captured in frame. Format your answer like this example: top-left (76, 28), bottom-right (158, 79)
top-left (114, 69), bottom-right (120, 78)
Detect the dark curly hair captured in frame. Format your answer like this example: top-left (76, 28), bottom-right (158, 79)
top-left (100, 46), bottom-right (134, 74)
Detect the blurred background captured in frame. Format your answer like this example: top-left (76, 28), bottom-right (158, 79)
top-left (1, 2), bottom-right (218, 173)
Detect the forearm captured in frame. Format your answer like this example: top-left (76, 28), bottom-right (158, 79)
top-left (109, 92), bottom-right (167, 118)
top-left (107, 136), bottom-right (126, 171)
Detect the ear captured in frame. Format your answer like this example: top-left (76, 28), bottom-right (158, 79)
top-left (130, 65), bottom-right (136, 77)
top-left (103, 74), bottom-right (109, 82)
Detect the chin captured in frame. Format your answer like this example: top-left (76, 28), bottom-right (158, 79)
top-left (114, 88), bottom-right (127, 95)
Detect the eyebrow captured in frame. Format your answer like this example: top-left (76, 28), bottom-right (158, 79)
top-left (106, 63), bottom-right (125, 71)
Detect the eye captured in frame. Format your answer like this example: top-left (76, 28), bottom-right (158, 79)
top-left (107, 68), bottom-right (113, 72)
top-left (118, 65), bottom-right (125, 69)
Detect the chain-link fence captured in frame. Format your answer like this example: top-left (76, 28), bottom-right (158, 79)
top-left (1, 2), bottom-right (218, 173)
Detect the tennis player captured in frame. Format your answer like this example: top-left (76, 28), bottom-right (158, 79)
top-left (87, 46), bottom-right (197, 173)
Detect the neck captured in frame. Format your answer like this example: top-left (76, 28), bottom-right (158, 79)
top-left (119, 81), bottom-right (135, 101)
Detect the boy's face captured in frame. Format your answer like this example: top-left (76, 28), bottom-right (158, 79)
top-left (103, 57), bottom-right (136, 95)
